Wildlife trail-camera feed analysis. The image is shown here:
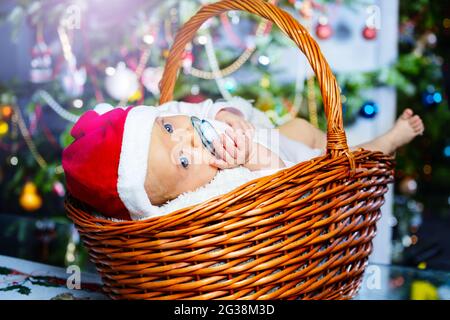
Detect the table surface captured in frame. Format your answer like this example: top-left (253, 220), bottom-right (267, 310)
top-left (1, 254), bottom-right (449, 300)
top-left (0, 255), bottom-right (107, 300)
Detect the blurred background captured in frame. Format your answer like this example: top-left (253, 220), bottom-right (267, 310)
top-left (0, 0), bottom-right (449, 299)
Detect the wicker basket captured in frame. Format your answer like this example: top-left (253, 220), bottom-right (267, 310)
top-left (65, 0), bottom-right (395, 300)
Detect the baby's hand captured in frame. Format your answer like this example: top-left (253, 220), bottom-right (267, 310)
top-left (215, 109), bottom-right (254, 133)
top-left (210, 129), bottom-right (252, 169)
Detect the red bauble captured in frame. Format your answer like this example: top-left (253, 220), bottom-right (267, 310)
top-left (182, 94), bottom-right (207, 104)
top-left (315, 21), bottom-right (332, 40)
top-left (362, 26), bottom-right (377, 40)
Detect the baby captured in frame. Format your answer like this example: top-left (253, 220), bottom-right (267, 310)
top-left (62, 97), bottom-right (424, 221)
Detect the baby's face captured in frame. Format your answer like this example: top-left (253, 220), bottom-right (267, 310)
top-left (145, 115), bottom-right (218, 205)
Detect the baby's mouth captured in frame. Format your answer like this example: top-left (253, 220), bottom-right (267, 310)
top-left (191, 116), bottom-right (220, 157)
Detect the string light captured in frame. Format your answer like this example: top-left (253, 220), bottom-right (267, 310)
top-left (105, 66), bottom-right (116, 76)
top-left (197, 35), bottom-right (208, 45)
top-left (72, 99), bottom-right (83, 109)
top-left (191, 85), bottom-right (200, 95)
top-left (258, 55), bottom-right (270, 66)
top-left (34, 90), bottom-right (79, 123)
top-left (10, 156), bottom-right (18, 166)
top-left (188, 3), bottom-right (276, 81)
top-left (203, 31), bottom-right (232, 100)
top-left (143, 34), bottom-right (155, 45)
top-left (11, 105), bottom-right (47, 168)
top-left (402, 235), bottom-right (412, 247)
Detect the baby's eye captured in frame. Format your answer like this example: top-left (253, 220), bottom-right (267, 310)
top-left (179, 156), bottom-right (189, 169)
top-left (164, 123), bottom-right (173, 133)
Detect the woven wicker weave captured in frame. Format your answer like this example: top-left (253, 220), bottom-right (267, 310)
top-left (65, 0), bottom-right (395, 300)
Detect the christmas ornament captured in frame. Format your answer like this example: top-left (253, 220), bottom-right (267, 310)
top-left (422, 87), bottom-right (442, 107)
top-left (411, 280), bottom-right (438, 300)
top-left (30, 32), bottom-right (53, 83)
top-left (443, 145), bottom-right (450, 158)
top-left (260, 76), bottom-right (270, 88)
top-left (399, 21), bottom-right (415, 45)
top-left (128, 89), bottom-right (143, 102)
top-left (359, 101), bottom-right (378, 119)
top-left (298, 0), bottom-right (313, 19)
top-left (182, 50), bottom-right (194, 73)
top-left (399, 176), bottom-right (418, 195)
top-left (0, 120), bottom-right (8, 137)
top-left (182, 94), bottom-right (207, 104)
top-left (334, 21), bottom-right (352, 42)
top-left (58, 26), bottom-right (86, 97)
top-left (105, 62), bottom-right (139, 101)
top-left (224, 78), bottom-right (237, 93)
top-left (61, 59), bottom-right (86, 97)
top-left (52, 181), bottom-right (66, 197)
top-left (362, 25), bottom-right (377, 40)
top-left (315, 16), bottom-right (332, 40)
top-left (1, 105), bottom-right (13, 120)
top-left (19, 181), bottom-right (43, 212)
top-left (363, 5), bottom-right (379, 40)
top-left (141, 66), bottom-right (164, 96)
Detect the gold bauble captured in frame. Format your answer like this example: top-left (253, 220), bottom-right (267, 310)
top-left (128, 89), bottom-right (142, 102)
top-left (0, 120), bottom-right (8, 137)
top-left (1, 105), bottom-right (13, 119)
top-left (19, 182), bottom-right (42, 212)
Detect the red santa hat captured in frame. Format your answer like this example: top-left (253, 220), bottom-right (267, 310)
top-left (62, 103), bottom-right (161, 221)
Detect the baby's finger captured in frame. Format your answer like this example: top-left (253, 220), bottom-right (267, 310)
top-left (212, 138), bottom-right (227, 161)
top-left (213, 134), bottom-right (236, 164)
top-left (222, 133), bottom-right (238, 160)
top-left (234, 129), bottom-right (246, 150)
top-left (235, 130), bottom-right (251, 162)
top-left (225, 128), bottom-right (242, 147)
top-left (209, 157), bottom-right (229, 169)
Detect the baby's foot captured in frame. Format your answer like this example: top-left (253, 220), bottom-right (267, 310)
top-left (388, 108), bottom-right (424, 151)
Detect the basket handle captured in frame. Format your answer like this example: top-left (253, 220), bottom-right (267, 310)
top-left (159, 0), bottom-right (350, 156)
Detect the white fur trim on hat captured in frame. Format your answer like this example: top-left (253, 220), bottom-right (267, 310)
top-left (117, 105), bottom-right (161, 220)
top-left (93, 103), bottom-right (131, 115)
